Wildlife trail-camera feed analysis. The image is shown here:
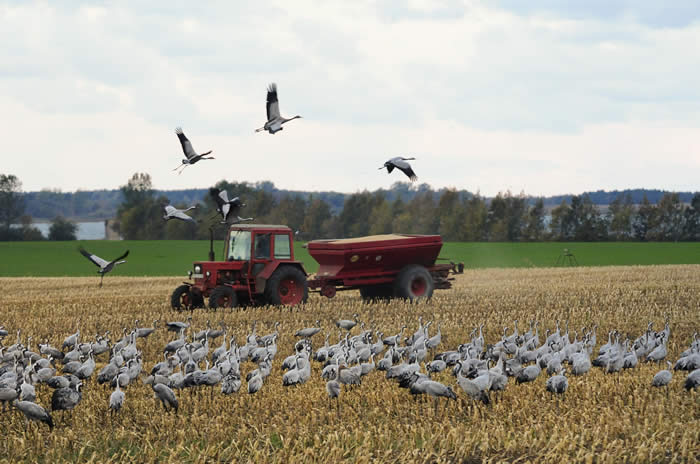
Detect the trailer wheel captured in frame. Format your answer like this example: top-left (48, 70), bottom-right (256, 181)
top-left (209, 286), bottom-right (237, 309)
top-left (359, 285), bottom-right (394, 303)
top-left (394, 265), bottom-right (434, 302)
top-left (265, 266), bottom-right (308, 306)
top-left (171, 285), bottom-right (194, 311)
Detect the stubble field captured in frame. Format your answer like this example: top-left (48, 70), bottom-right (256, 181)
top-left (0, 265), bottom-right (699, 463)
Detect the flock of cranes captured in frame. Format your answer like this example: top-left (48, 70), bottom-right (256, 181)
top-left (1, 318), bottom-right (698, 431)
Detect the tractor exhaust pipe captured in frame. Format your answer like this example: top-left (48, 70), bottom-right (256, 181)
top-left (208, 227), bottom-right (215, 262)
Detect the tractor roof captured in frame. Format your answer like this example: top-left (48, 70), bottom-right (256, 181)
top-left (228, 224), bottom-right (291, 230)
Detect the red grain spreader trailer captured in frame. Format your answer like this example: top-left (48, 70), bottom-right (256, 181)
top-left (306, 234), bottom-right (453, 302)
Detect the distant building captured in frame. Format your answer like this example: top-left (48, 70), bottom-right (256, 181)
top-left (104, 219), bottom-right (121, 240)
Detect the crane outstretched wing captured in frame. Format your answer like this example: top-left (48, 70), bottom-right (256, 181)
top-left (400, 166), bottom-right (418, 182)
top-left (390, 158), bottom-right (418, 182)
top-left (78, 247), bottom-right (109, 268)
top-left (164, 205), bottom-right (177, 216)
top-left (111, 250), bottom-right (129, 263)
top-left (175, 127), bottom-right (197, 159)
top-left (174, 211), bottom-right (196, 223)
top-left (266, 83), bottom-right (280, 122)
top-left (209, 188), bottom-right (225, 210)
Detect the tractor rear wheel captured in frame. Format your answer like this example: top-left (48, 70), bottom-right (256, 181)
top-left (209, 286), bottom-right (237, 309)
top-left (394, 265), bottom-right (434, 302)
top-left (264, 266), bottom-right (308, 306)
top-left (171, 285), bottom-right (193, 311)
top-left (359, 285), bottom-right (394, 303)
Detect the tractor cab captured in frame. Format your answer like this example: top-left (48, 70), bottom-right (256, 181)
top-left (171, 224), bottom-right (308, 310)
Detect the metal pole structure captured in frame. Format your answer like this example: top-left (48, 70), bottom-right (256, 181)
top-left (208, 227), bottom-right (215, 262)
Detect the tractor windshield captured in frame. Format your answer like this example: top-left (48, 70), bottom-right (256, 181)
top-left (227, 230), bottom-right (251, 261)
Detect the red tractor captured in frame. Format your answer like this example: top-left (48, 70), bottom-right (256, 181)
top-left (171, 224), bottom-right (308, 309)
top-left (171, 224), bottom-right (453, 310)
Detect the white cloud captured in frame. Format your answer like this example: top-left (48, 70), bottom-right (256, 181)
top-left (1, 0), bottom-right (698, 197)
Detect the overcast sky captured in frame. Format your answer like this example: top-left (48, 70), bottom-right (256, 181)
top-left (2, 1), bottom-right (699, 196)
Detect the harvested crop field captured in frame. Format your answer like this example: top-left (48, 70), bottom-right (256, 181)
top-left (1, 265), bottom-right (699, 463)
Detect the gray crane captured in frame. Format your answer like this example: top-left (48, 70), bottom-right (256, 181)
top-left (172, 127), bottom-right (214, 174)
top-left (166, 317), bottom-right (192, 333)
top-left (456, 364), bottom-right (491, 405)
top-left (295, 321), bottom-right (322, 339)
top-left (51, 382), bottom-right (82, 416)
top-left (380, 157), bottom-right (418, 182)
top-left (152, 383), bottom-right (178, 413)
top-left (14, 400), bottom-right (53, 430)
top-left (336, 315), bottom-right (359, 331)
top-left (135, 320), bottom-right (158, 339)
top-left (78, 247), bottom-right (129, 287)
top-left (62, 329), bottom-right (80, 351)
top-left (645, 334), bottom-right (668, 363)
top-left (255, 83), bottom-right (302, 134)
top-left (109, 380), bottom-right (125, 414)
top-left (0, 387), bottom-right (19, 410)
top-left (163, 204), bottom-right (197, 223)
top-left (326, 368), bottom-right (341, 407)
top-left (221, 372), bottom-right (241, 395)
top-left (247, 371), bottom-right (263, 394)
top-left (515, 364), bottom-right (541, 384)
top-left (651, 361), bottom-right (672, 387)
top-left (684, 368), bottom-right (699, 391)
top-left (546, 369), bottom-right (568, 394)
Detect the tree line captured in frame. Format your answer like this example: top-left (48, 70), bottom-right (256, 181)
top-left (113, 173), bottom-right (700, 242)
top-left (2, 171), bottom-right (698, 242)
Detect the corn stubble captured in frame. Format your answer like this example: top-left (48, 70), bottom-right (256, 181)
top-left (0, 265), bottom-right (698, 463)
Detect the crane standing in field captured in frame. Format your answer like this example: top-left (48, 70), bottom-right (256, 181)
top-left (78, 247), bottom-right (129, 287)
top-left (255, 83), bottom-right (302, 134)
top-left (380, 157), bottom-right (418, 182)
top-left (172, 127), bottom-right (214, 174)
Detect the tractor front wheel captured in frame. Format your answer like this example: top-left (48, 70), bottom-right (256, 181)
top-left (209, 286), bottom-right (238, 309)
top-left (264, 266), bottom-right (308, 306)
top-left (394, 265), bottom-right (434, 302)
top-left (171, 285), bottom-right (193, 311)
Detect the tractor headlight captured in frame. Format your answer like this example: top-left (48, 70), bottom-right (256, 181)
top-left (206, 271), bottom-right (211, 277)
top-left (194, 265), bottom-right (201, 274)
top-left (188, 270), bottom-right (193, 279)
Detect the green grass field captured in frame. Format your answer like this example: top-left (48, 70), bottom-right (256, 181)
top-left (0, 240), bottom-right (699, 277)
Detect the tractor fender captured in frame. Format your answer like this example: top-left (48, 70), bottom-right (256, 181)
top-left (255, 262), bottom-right (308, 294)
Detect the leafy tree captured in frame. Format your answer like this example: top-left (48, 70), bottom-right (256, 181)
top-left (571, 195), bottom-right (607, 241)
top-left (633, 195), bottom-right (655, 241)
top-left (435, 189), bottom-right (463, 241)
top-left (116, 174), bottom-right (166, 240)
top-left (302, 197), bottom-right (332, 240)
top-left (368, 199), bottom-right (393, 235)
top-left (683, 193), bottom-right (700, 241)
top-left (48, 216), bottom-right (78, 240)
top-left (487, 192), bottom-right (527, 241)
top-left (18, 214), bottom-right (44, 241)
top-left (462, 194), bottom-right (488, 241)
top-left (549, 199), bottom-right (571, 241)
top-left (0, 174), bottom-right (25, 239)
top-left (118, 173), bottom-right (154, 214)
top-left (647, 193), bottom-right (684, 241)
top-left (339, 191), bottom-right (384, 237)
top-left (608, 193), bottom-right (634, 240)
top-left (523, 198), bottom-right (545, 241)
